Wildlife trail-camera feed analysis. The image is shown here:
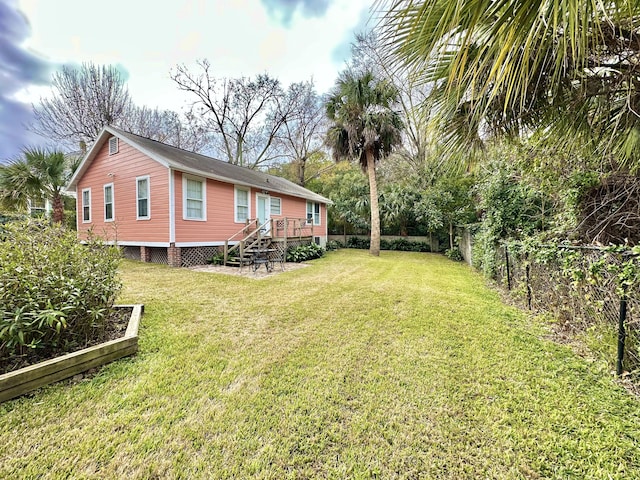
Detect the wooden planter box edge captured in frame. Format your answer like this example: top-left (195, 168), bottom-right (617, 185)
top-left (0, 304), bottom-right (144, 403)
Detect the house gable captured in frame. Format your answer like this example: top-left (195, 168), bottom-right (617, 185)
top-left (74, 135), bottom-right (170, 243)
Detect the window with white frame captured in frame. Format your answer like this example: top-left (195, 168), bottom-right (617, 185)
top-left (108, 136), bottom-right (118, 155)
top-left (104, 183), bottom-right (114, 221)
top-left (235, 187), bottom-right (249, 222)
top-left (306, 201), bottom-right (320, 225)
top-left (136, 176), bottom-right (150, 219)
top-left (270, 197), bottom-right (281, 215)
top-left (81, 188), bottom-right (91, 222)
top-left (183, 175), bottom-right (206, 220)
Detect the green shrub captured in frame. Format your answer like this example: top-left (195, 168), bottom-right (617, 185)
top-left (0, 221), bottom-right (122, 359)
top-left (208, 251), bottom-right (225, 265)
top-left (444, 248), bottom-right (463, 261)
top-left (286, 243), bottom-right (325, 262)
top-left (383, 238), bottom-right (431, 252)
top-left (325, 240), bottom-right (342, 251)
top-left (346, 237), bottom-right (370, 249)
top-left (346, 236), bottom-right (431, 252)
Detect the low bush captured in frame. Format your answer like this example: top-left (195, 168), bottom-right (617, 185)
top-left (346, 237), bottom-right (370, 249)
top-left (208, 251), bottom-right (225, 265)
top-left (0, 221), bottom-right (122, 360)
top-left (286, 243), bottom-right (325, 263)
top-left (382, 238), bottom-right (431, 252)
top-left (346, 237), bottom-right (431, 252)
top-left (444, 248), bottom-right (464, 261)
top-left (325, 240), bottom-right (343, 251)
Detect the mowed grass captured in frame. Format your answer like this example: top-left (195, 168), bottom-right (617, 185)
top-left (1, 250), bottom-right (640, 479)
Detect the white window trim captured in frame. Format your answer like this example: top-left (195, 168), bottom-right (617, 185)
top-left (270, 196), bottom-right (282, 215)
top-left (81, 188), bottom-right (91, 223)
top-left (234, 186), bottom-right (251, 223)
top-left (182, 174), bottom-right (207, 221)
top-left (103, 183), bottom-right (114, 222)
top-left (136, 175), bottom-right (150, 220)
top-left (307, 201), bottom-right (321, 226)
top-left (108, 136), bottom-right (118, 155)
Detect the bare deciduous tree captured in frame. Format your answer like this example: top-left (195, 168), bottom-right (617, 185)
top-left (274, 81), bottom-right (326, 185)
top-left (119, 105), bottom-right (209, 153)
top-left (171, 59), bottom-right (298, 169)
top-left (31, 63), bottom-right (131, 149)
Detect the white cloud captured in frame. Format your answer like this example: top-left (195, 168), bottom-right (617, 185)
top-left (18, 0), bottom-right (372, 112)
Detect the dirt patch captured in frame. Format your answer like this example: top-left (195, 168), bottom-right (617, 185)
top-left (190, 262), bottom-right (310, 279)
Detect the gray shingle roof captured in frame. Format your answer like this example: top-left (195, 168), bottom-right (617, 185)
top-left (68, 126), bottom-right (331, 204)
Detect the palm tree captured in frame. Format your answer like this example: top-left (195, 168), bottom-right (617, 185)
top-left (0, 148), bottom-right (76, 224)
top-left (326, 70), bottom-right (403, 256)
top-left (379, 0), bottom-right (640, 168)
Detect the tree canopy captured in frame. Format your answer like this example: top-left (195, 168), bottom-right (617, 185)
top-left (380, 0), bottom-right (640, 168)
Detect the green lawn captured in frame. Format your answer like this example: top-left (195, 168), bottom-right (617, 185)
top-left (1, 250), bottom-right (639, 478)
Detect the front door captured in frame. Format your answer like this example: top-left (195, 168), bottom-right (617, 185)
top-left (256, 194), bottom-right (271, 234)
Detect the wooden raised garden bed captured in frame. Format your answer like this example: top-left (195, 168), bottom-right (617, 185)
top-left (0, 304), bottom-right (144, 403)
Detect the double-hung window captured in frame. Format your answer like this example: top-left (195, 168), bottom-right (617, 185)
top-left (270, 197), bottom-right (281, 215)
top-left (184, 175), bottom-right (206, 220)
top-left (235, 187), bottom-right (249, 222)
top-left (306, 201), bottom-right (320, 225)
top-left (136, 176), bottom-right (150, 220)
top-left (104, 183), bottom-right (114, 221)
top-left (81, 188), bottom-right (91, 222)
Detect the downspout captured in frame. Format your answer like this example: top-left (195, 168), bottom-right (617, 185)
top-left (169, 168), bottom-right (176, 244)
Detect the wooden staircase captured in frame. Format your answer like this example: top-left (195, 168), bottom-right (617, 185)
top-left (223, 217), bottom-right (315, 270)
top-left (224, 220), bottom-right (273, 269)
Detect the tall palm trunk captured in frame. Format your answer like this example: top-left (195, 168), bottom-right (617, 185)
top-left (366, 149), bottom-right (380, 256)
top-left (51, 192), bottom-right (64, 224)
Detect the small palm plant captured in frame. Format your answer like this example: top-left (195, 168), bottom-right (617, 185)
top-left (0, 148), bottom-right (78, 223)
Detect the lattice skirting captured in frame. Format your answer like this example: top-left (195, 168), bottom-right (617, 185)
top-left (149, 247), bottom-right (169, 265)
top-left (271, 238), bottom-right (313, 260)
top-left (122, 246), bottom-right (141, 261)
top-left (180, 246), bottom-right (222, 267)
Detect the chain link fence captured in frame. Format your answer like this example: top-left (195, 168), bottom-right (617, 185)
top-left (494, 244), bottom-right (640, 376)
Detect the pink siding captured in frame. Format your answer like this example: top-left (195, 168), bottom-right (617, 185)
top-left (276, 192), bottom-right (327, 237)
top-left (174, 171), bottom-right (240, 242)
top-left (173, 172), bottom-right (327, 243)
top-left (76, 140), bottom-right (169, 243)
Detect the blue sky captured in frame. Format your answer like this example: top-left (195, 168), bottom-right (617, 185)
top-left (0, 0), bottom-right (373, 162)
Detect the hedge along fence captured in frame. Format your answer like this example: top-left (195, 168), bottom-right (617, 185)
top-left (494, 242), bottom-right (640, 377)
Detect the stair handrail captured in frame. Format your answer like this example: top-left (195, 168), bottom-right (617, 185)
top-left (224, 219), bottom-right (272, 265)
top-left (224, 219), bottom-right (257, 265)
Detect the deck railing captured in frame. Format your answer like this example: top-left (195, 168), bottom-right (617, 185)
top-left (223, 217), bottom-right (314, 266)
top-left (273, 218), bottom-right (314, 239)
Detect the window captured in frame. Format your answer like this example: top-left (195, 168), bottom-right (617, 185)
top-left (306, 201), bottom-right (320, 225)
top-left (28, 197), bottom-right (47, 218)
top-left (235, 187), bottom-right (249, 222)
top-left (108, 136), bottom-right (118, 155)
top-left (104, 183), bottom-right (114, 221)
top-left (270, 197), bottom-right (281, 215)
top-left (183, 175), bottom-right (206, 220)
top-left (136, 176), bottom-right (150, 219)
top-left (81, 188), bottom-right (91, 222)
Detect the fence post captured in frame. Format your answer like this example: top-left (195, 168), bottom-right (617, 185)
top-left (616, 285), bottom-right (628, 376)
top-left (525, 252), bottom-right (532, 310)
top-left (505, 244), bottom-right (512, 291)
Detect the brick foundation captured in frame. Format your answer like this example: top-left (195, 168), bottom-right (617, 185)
top-left (168, 243), bottom-right (181, 267)
top-left (140, 246), bottom-right (152, 262)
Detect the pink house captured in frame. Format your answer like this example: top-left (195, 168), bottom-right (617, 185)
top-left (67, 126), bottom-right (330, 267)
